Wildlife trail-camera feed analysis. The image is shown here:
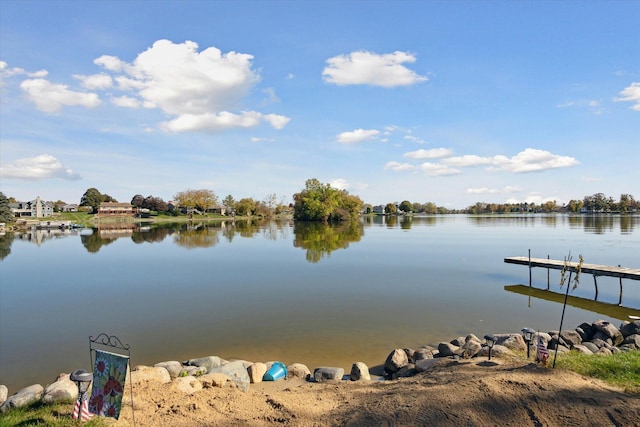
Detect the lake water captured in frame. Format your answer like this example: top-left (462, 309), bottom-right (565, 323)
top-left (1, 214), bottom-right (639, 392)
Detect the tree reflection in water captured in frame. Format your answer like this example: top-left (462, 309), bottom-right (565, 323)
top-left (293, 221), bottom-right (364, 263)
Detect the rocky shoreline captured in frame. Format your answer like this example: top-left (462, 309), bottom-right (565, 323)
top-left (1, 317), bottom-right (638, 415)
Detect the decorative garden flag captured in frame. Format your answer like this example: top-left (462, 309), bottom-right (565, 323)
top-left (89, 349), bottom-right (128, 419)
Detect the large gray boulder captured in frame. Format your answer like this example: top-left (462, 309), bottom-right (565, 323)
top-left (184, 356), bottom-right (222, 372)
top-left (130, 365), bottom-right (172, 384)
top-left (287, 363), bottom-right (311, 379)
top-left (413, 347), bottom-right (434, 361)
top-left (461, 340), bottom-right (483, 359)
top-left (209, 360), bottom-right (250, 392)
top-left (42, 374), bottom-right (77, 404)
top-left (623, 334), bottom-right (640, 350)
top-left (493, 334), bottom-right (527, 352)
top-left (620, 320), bottom-right (640, 338)
top-left (592, 319), bottom-right (623, 346)
top-left (437, 342), bottom-right (460, 357)
top-left (384, 349), bottom-right (409, 373)
top-left (247, 362), bottom-right (267, 383)
top-left (0, 384), bottom-right (44, 413)
top-left (0, 385), bottom-right (8, 405)
top-left (314, 367), bottom-right (344, 383)
top-left (154, 361), bottom-right (183, 379)
top-left (350, 362), bottom-right (370, 381)
top-left (560, 330), bottom-right (582, 347)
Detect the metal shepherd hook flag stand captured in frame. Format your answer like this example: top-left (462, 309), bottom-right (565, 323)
top-left (86, 333), bottom-right (136, 425)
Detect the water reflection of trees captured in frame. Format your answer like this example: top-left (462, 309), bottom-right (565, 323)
top-left (465, 214), bottom-right (637, 234)
top-left (81, 231), bottom-right (117, 253)
top-left (0, 232), bottom-right (13, 260)
top-left (293, 221), bottom-right (364, 263)
top-left (173, 223), bottom-right (221, 249)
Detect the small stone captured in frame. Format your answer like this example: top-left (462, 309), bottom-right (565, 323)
top-left (183, 356), bottom-right (222, 372)
top-left (384, 349), bottom-right (409, 373)
top-left (287, 363), bottom-right (311, 379)
top-left (350, 362), bottom-right (370, 381)
top-left (313, 367), bottom-right (344, 383)
top-left (173, 376), bottom-right (202, 394)
top-left (437, 342), bottom-right (460, 357)
top-left (130, 366), bottom-right (172, 384)
top-left (247, 363), bottom-right (267, 383)
top-left (154, 361), bottom-right (183, 379)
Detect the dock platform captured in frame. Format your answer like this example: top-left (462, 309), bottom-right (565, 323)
top-left (504, 256), bottom-right (640, 280)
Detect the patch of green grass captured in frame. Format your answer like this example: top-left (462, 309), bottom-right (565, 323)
top-left (556, 350), bottom-right (640, 394)
top-left (0, 401), bottom-right (107, 427)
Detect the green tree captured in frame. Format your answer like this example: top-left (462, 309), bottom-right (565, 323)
top-left (222, 194), bottom-right (236, 212)
top-left (235, 198), bottom-right (257, 216)
top-left (384, 203), bottom-right (397, 214)
top-left (293, 178), bottom-right (362, 221)
top-left (174, 189), bottom-right (219, 216)
top-left (80, 188), bottom-right (116, 213)
top-left (398, 200), bottom-right (412, 213)
top-left (0, 192), bottom-right (15, 223)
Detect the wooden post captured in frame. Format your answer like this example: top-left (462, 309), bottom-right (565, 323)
top-left (619, 265), bottom-right (623, 306)
top-left (528, 249), bottom-right (532, 287)
top-left (547, 254), bottom-right (550, 290)
top-left (593, 275), bottom-right (599, 301)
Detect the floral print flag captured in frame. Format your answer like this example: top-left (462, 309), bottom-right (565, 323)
top-left (89, 349), bottom-right (128, 419)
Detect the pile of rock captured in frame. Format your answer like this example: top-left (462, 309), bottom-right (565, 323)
top-left (1, 319), bottom-right (637, 413)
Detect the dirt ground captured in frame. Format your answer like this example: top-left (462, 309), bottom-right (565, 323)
top-left (100, 357), bottom-right (640, 427)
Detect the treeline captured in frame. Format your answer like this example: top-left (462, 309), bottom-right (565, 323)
top-left (0, 184), bottom-right (637, 226)
top-left (463, 193), bottom-right (638, 215)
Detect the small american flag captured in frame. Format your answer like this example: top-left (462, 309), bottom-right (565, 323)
top-left (73, 391), bottom-right (94, 422)
top-left (536, 337), bottom-right (549, 363)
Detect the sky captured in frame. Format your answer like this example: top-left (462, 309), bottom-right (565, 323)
top-left (1, 1), bottom-right (639, 209)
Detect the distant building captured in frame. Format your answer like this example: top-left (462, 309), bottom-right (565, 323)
top-left (60, 204), bottom-right (78, 212)
top-left (97, 202), bottom-right (136, 217)
top-left (9, 196), bottom-right (54, 218)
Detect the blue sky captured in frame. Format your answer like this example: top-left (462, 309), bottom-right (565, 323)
top-left (1, 1), bottom-right (638, 209)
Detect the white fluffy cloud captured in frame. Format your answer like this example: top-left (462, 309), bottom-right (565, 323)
top-left (74, 73), bottom-right (113, 90)
top-left (467, 186), bottom-right (522, 194)
top-left (330, 178), bottom-right (350, 190)
top-left (161, 111), bottom-right (289, 133)
top-left (442, 155), bottom-right (494, 167)
top-left (419, 162), bottom-right (461, 176)
top-left (0, 154), bottom-right (81, 181)
top-left (323, 50), bottom-right (427, 87)
top-left (387, 148), bottom-right (578, 176)
top-left (0, 61), bottom-right (47, 86)
top-left (92, 39), bottom-right (289, 132)
top-left (384, 161), bottom-right (415, 172)
top-left (489, 148), bottom-right (579, 173)
top-left (404, 148), bottom-right (453, 159)
top-left (20, 79), bottom-right (100, 113)
top-left (337, 128), bottom-right (380, 144)
top-left (614, 82), bottom-right (640, 111)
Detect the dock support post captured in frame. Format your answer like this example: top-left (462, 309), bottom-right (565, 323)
top-left (619, 265), bottom-right (623, 306)
top-left (593, 275), bottom-right (599, 301)
top-left (547, 254), bottom-right (550, 290)
top-left (528, 249), bottom-right (532, 287)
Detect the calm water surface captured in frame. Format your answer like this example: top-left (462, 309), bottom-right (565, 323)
top-left (1, 214), bottom-right (638, 391)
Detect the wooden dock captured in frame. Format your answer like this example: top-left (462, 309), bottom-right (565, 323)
top-left (504, 256), bottom-right (640, 280)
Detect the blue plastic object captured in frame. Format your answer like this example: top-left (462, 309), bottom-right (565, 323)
top-left (263, 361), bottom-right (287, 381)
